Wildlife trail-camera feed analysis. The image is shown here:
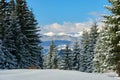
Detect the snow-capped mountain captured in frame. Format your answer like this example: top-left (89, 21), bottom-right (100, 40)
top-left (41, 32), bottom-right (81, 54)
top-left (41, 40), bottom-right (72, 54)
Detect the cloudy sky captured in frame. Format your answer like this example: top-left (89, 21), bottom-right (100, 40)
top-left (27, 0), bottom-right (110, 36)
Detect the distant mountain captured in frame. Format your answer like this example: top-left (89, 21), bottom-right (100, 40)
top-left (41, 40), bottom-right (71, 47)
top-left (41, 40), bottom-right (72, 54)
top-left (41, 33), bottom-right (81, 54)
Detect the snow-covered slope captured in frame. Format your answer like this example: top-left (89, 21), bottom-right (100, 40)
top-left (0, 69), bottom-right (119, 80)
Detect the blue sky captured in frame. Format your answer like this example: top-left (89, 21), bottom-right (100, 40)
top-left (27, 0), bottom-right (110, 26)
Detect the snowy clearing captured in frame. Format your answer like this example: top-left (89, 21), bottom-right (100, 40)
top-left (0, 69), bottom-right (119, 80)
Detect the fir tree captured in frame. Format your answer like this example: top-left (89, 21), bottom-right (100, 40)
top-left (0, 0), bottom-right (17, 69)
top-left (0, 0), bottom-right (7, 42)
top-left (80, 23), bottom-right (98, 73)
top-left (45, 40), bottom-right (58, 69)
top-left (25, 10), bottom-right (43, 68)
top-left (64, 45), bottom-right (72, 70)
top-left (94, 27), bottom-right (113, 73)
top-left (16, 0), bottom-right (43, 68)
top-left (9, 0), bottom-right (15, 12)
top-left (86, 23), bottom-right (98, 73)
top-left (104, 0), bottom-right (120, 76)
top-left (72, 41), bottom-right (80, 70)
top-left (57, 49), bottom-right (66, 69)
top-left (79, 30), bottom-right (90, 72)
top-left (0, 40), bottom-right (17, 69)
top-left (59, 45), bottom-right (72, 70)
top-left (0, 0), bottom-right (43, 69)
top-left (5, 0), bottom-right (31, 68)
top-left (4, 0), bottom-right (16, 58)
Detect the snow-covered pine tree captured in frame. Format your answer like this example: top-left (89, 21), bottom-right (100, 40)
top-left (0, 1), bottom-right (7, 68)
top-left (0, 40), bottom-right (17, 69)
top-left (94, 27), bottom-right (113, 73)
top-left (0, 0), bottom-right (17, 69)
top-left (12, 17), bottom-right (31, 69)
top-left (57, 49), bottom-right (66, 69)
top-left (45, 40), bottom-right (58, 69)
top-left (9, 0), bottom-right (15, 12)
top-left (43, 54), bottom-right (48, 69)
top-left (0, 40), bottom-right (6, 69)
top-left (9, 7), bottom-right (31, 68)
top-left (104, 0), bottom-right (120, 76)
top-left (63, 45), bottom-right (72, 70)
top-left (85, 23), bottom-right (98, 73)
top-left (0, 0), bottom-right (7, 42)
top-left (79, 30), bottom-right (90, 72)
top-left (4, 0), bottom-right (16, 59)
top-left (16, 0), bottom-right (32, 68)
top-left (22, 9), bottom-right (43, 68)
top-left (1, 44), bottom-right (17, 69)
top-left (72, 41), bottom-right (80, 70)
top-left (16, 0), bottom-right (43, 68)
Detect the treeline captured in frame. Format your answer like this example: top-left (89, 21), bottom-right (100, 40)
top-left (43, 23), bottom-right (98, 73)
top-left (0, 0), bottom-right (43, 69)
top-left (44, 0), bottom-right (120, 76)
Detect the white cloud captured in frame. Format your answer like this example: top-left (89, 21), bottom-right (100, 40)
top-left (57, 32), bottom-right (68, 36)
top-left (41, 20), bottom-right (105, 37)
top-left (41, 21), bottom-right (93, 34)
top-left (44, 32), bottom-right (55, 36)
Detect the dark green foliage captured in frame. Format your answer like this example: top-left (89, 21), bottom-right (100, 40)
top-left (87, 23), bottom-right (98, 73)
top-left (80, 23), bottom-right (98, 73)
top-left (15, 0), bottom-right (43, 68)
top-left (0, 0), bottom-right (17, 69)
top-left (104, 0), bottom-right (120, 76)
top-left (45, 40), bottom-right (58, 69)
top-left (80, 30), bottom-right (90, 72)
top-left (94, 27), bottom-right (113, 73)
top-left (59, 45), bottom-right (73, 70)
top-left (0, 0), bottom-right (43, 69)
top-left (72, 41), bottom-right (80, 70)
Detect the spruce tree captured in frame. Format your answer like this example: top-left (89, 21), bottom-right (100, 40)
top-left (79, 30), bottom-right (89, 72)
top-left (16, 0), bottom-right (43, 68)
top-left (72, 41), bottom-right (80, 70)
top-left (80, 23), bottom-right (98, 73)
top-left (94, 27), bottom-right (113, 73)
top-left (0, 40), bottom-right (17, 69)
top-left (5, 0), bottom-right (30, 68)
top-left (9, 0), bottom-right (15, 12)
top-left (0, 0), bottom-right (6, 59)
top-left (0, 0), bottom-right (17, 69)
top-left (45, 40), bottom-right (58, 69)
top-left (0, 0), bottom-right (7, 42)
top-left (25, 10), bottom-right (43, 68)
top-left (57, 49), bottom-right (66, 69)
top-left (64, 45), bottom-right (72, 70)
top-left (4, 0), bottom-right (16, 58)
top-left (9, 7), bottom-right (30, 68)
top-left (60, 45), bottom-right (72, 70)
top-left (104, 0), bottom-right (120, 76)
top-left (0, 0), bottom-right (43, 69)
top-left (86, 23), bottom-right (98, 73)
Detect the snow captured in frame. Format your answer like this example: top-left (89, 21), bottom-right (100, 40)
top-left (112, 15), bottom-right (120, 19)
top-left (0, 69), bottom-right (119, 80)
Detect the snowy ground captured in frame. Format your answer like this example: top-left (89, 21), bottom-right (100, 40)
top-left (0, 69), bottom-right (119, 80)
